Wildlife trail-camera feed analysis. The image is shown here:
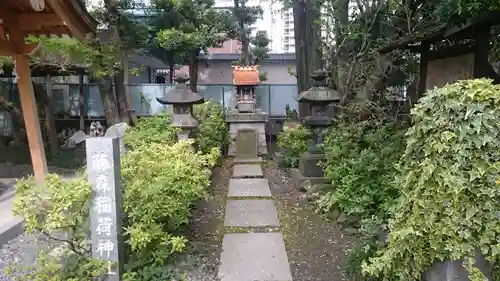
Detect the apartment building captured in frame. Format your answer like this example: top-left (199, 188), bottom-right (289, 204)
top-left (282, 9), bottom-right (295, 53)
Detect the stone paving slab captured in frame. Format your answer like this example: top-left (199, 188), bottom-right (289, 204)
top-left (232, 164), bottom-right (263, 178)
top-left (225, 200), bottom-right (279, 227)
top-left (228, 178), bottom-right (272, 197)
top-left (233, 157), bottom-right (263, 164)
top-left (218, 232), bottom-right (293, 281)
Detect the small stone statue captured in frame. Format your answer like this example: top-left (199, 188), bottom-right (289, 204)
top-left (89, 121), bottom-right (105, 137)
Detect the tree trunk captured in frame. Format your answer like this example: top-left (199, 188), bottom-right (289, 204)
top-left (168, 57), bottom-right (175, 84)
top-left (293, 0), bottom-right (323, 117)
top-left (122, 54), bottom-right (138, 125)
top-left (44, 75), bottom-right (58, 156)
top-left (78, 73), bottom-right (85, 131)
top-left (241, 27), bottom-right (250, 65)
top-left (334, 0), bottom-right (353, 104)
top-left (98, 77), bottom-right (121, 126)
top-left (114, 69), bottom-right (131, 124)
top-left (188, 52), bottom-right (199, 93)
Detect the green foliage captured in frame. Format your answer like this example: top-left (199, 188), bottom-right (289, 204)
top-left (122, 141), bottom-right (219, 272)
top-left (284, 104), bottom-right (299, 121)
top-left (344, 216), bottom-right (385, 281)
top-left (193, 101), bottom-right (229, 154)
top-left (155, 0), bottom-right (235, 59)
top-left (11, 111), bottom-right (221, 280)
top-left (436, 0), bottom-right (500, 22)
top-left (276, 125), bottom-right (312, 168)
top-left (317, 109), bottom-right (406, 220)
top-left (250, 31), bottom-right (271, 64)
top-left (362, 79), bottom-right (500, 281)
top-left (124, 113), bottom-right (179, 150)
top-left (11, 173), bottom-right (109, 281)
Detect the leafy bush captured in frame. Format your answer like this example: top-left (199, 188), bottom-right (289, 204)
top-left (276, 125), bottom-right (312, 168)
top-left (124, 113), bottom-right (178, 150)
top-left (344, 216), bottom-right (385, 281)
top-left (317, 106), bottom-right (406, 220)
top-left (193, 101), bottom-right (229, 154)
top-left (11, 112), bottom-right (221, 280)
top-left (122, 141), bottom-right (219, 269)
top-left (362, 79), bottom-right (500, 281)
top-left (11, 173), bottom-right (108, 281)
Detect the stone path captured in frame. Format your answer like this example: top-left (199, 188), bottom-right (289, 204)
top-left (218, 161), bottom-right (293, 281)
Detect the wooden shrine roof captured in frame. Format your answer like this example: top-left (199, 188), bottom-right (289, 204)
top-left (232, 65), bottom-right (260, 86)
top-left (0, 0), bottom-right (98, 55)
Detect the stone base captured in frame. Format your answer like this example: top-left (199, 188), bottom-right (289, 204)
top-left (237, 102), bottom-right (255, 113)
top-left (290, 168), bottom-right (327, 191)
top-left (423, 252), bottom-right (492, 281)
top-left (228, 121), bottom-right (268, 156)
top-left (299, 151), bottom-right (325, 178)
top-left (274, 152), bottom-right (286, 168)
top-left (233, 157), bottom-right (263, 164)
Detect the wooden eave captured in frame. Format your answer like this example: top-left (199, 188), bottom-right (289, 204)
top-left (0, 0), bottom-right (98, 56)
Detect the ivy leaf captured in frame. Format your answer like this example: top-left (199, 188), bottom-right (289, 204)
top-left (466, 206), bottom-right (477, 220)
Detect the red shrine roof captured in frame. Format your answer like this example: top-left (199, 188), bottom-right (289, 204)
top-left (232, 65), bottom-right (260, 86)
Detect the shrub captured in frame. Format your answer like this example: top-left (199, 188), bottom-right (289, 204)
top-left (193, 101), bottom-right (229, 154)
top-left (362, 79), bottom-right (500, 281)
top-left (11, 173), bottom-right (108, 281)
top-left (122, 141), bottom-right (219, 268)
top-left (124, 112), bottom-right (178, 150)
top-left (11, 113), bottom-right (221, 280)
top-left (317, 107), bottom-right (406, 220)
top-left (276, 125), bottom-right (312, 168)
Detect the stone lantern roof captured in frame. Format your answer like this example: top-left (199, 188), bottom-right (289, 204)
top-left (232, 65), bottom-right (260, 86)
top-left (156, 77), bottom-right (204, 105)
top-left (297, 70), bottom-right (341, 103)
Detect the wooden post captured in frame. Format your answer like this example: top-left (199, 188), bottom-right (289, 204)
top-left (79, 73), bottom-right (85, 131)
top-left (45, 74), bottom-right (59, 157)
top-left (16, 55), bottom-right (48, 184)
top-left (417, 42), bottom-right (430, 97)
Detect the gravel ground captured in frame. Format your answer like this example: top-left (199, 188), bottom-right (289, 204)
top-left (0, 154), bottom-right (354, 281)
top-left (0, 163), bottom-right (78, 281)
top-left (0, 233), bottom-right (58, 281)
top-left (264, 160), bottom-right (354, 281)
top-left (173, 159), bottom-right (231, 281)
top-left (0, 159), bottom-right (229, 281)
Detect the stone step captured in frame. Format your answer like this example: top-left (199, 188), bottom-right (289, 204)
top-left (228, 178), bottom-right (272, 198)
top-left (232, 164), bottom-right (263, 178)
top-left (218, 232), bottom-right (293, 281)
top-left (224, 200), bottom-right (280, 227)
top-left (233, 157), bottom-right (263, 164)
top-left (0, 188), bottom-right (24, 248)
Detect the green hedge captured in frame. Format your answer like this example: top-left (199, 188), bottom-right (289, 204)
top-left (363, 79), bottom-right (500, 281)
top-left (194, 101), bottom-right (229, 154)
top-left (318, 118), bottom-right (406, 220)
top-left (276, 125), bottom-right (312, 168)
top-left (10, 109), bottom-right (224, 281)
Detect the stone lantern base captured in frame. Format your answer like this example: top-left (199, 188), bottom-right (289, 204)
top-left (290, 151), bottom-right (328, 189)
top-left (290, 124), bottom-right (331, 189)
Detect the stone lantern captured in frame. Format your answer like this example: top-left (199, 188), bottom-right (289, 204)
top-left (291, 70), bottom-right (341, 185)
top-left (156, 76), bottom-right (204, 140)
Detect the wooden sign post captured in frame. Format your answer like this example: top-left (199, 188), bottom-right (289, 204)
top-left (86, 137), bottom-right (124, 281)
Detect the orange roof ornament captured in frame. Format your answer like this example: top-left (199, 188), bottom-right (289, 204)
top-left (232, 65), bottom-right (260, 86)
